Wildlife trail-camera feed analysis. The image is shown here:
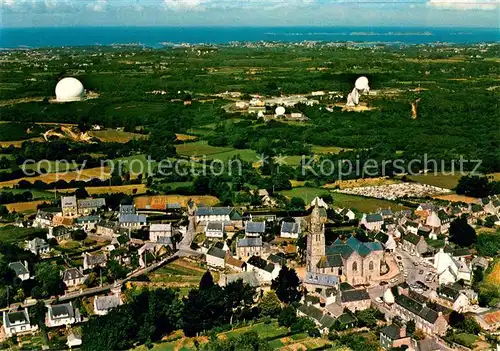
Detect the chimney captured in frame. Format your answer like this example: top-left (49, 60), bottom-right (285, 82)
top-left (400, 325), bottom-right (407, 338)
top-left (438, 311), bottom-right (443, 317)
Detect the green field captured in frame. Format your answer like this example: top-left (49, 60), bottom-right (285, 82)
top-left (0, 225), bottom-right (46, 243)
top-left (176, 140), bottom-right (234, 157)
top-left (0, 187), bottom-right (55, 200)
top-left (280, 187), bottom-right (410, 213)
top-left (406, 173), bottom-right (463, 189)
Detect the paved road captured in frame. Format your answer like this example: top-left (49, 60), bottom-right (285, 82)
top-left (395, 247), bottom-right (438, 295)
top-left (175, 215), bottom-right (201, 257)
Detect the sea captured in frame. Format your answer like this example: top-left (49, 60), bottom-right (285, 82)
top-left (1, 26), bottom-right (499, 49)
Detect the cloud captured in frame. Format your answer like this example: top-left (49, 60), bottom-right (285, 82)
top-left (427, 0), bottom-right (499, 10)
top-left (87, 0), bottom-right (106, 12)
top-left (164, 0), bottom-right (208, 10)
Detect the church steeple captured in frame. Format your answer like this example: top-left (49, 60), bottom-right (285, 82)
top-left (306, 202), bottom-right (325, 273)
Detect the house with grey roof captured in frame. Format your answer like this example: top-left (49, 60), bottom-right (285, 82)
top-left (83, 252), bottom-right (107, 270)
top-left (149, 223), bottom-right (172, 242)
top-left (119, 204), bottom-right (136, 215)
top-left (33, 209), bottom-right (56, 228)
top-left (2, 308), bottom-right (38, 337)
top-left (379, 323), bottom-right (411, 350)
top-left (195, 207), bottom-right (243, 227)
top-left (205, 221), bottom-right (224, 239)
top-left (339, 288), bottom-right (371, 312)
top-left (360, 213), bottom-right (384, 231)
top-left (9, 261), bottom-right (30, 281)
top-left (297, 303), bottom-right (335, 334)
top-left (246, 255), bottom-right (280, 283)
top-left (245, 221), bottom-right (266, 237)
top-left (26, 237), bottom-right (50, 255)
top-left (206, 246), bottom-right (226, 269)
top-left (46, 302), bottom-right (81, 327)
top-left (280, 221), bottom-right (301, 239)
top-left (77, 198), bottom-right (106, 215)
top-left (48, 225), bottom-right (71, 242)
top-left (236, 237), bottom-right (263, 259)
top-left (219, 271), bottom-right (259, 288)
top-left (62, 268), bottom-right (86, 288)
top-left (119, 212), bottom-right (147, 229)
top-left (401, 233), bottom-right (429, 257)
top-left (93, 294), bottom-right (122, 315)
top-left (75, 215), bottom-right (100, 232)
top-left (393, 294), bottom-right (448, 336)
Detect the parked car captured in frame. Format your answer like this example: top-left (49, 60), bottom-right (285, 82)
top-left (379, 281), bottom-right (388, 286)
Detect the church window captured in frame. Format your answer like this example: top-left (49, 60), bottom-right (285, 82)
top-left (369, 261), bottom-right (374, 271)
top-left (352, 262), bottom-right (357, 272)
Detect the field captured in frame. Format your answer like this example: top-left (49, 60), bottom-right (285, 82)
top-left (432, 194), bottom-right (479, 203)
top-left (89, 129), bottom-right (147, 143)
top-left (280, 187), bottom-right (409, 212)
top-left (147, 258), bottom-right (206, 289)
top-left (0, 166), bottom-right (111, 188)
top-left (311, 145), bottom-right (353, 154)
top-left (0, 225), bottom-right (46, 243)
top-left (405, 173), bottom-right (463, 189)
top-left (50, 183), bottom-right (148, 195)
top-left (5, 200), bottom-right (50, 213)
top-left (0, 188), bottom-right (54, 199)
top-left (176, 140), bottom-right (234, 157)
top-left (486, 260), bottom-right (500, 285)
top-left (0, 137), bottom-right (44, 148)
top-left (324, 177), bottom-right (400, 189)
top-left (134, 320), bottom-right (331, 351)
top-left (134, 195), bottom-right (219, 209)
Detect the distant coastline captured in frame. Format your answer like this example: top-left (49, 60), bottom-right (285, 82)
top-left (1, 26), bottom-right (498, 49)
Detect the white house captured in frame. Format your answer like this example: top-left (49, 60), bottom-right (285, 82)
top-left (149, 223), bottom-right (172, 242)
top-left (93, 294), bottom-right (122, 316)
top-left (83, 252), bottom-right (107, 271)
top-left (434, 249), bottom-right (471, 285)
top-left (205, 222), bottom-right (224, 239)
top-left (33, 210), bottom-right (55, 228)
top-left (339, 208), bottom-right (356, 221)
top-left (9, 261), bottom-right (30, 281)
top-left (2, 309), bottom-right (38, 337)
top-left (246, 256), bottom-right (280, 284)
top-left (195, 207), bottom-right (233, 223)
top-left (26, 237), bottom-right (50, 255)
top-left (245, 221), bottom-right (266, 237)
top-left (62, 268), bottom-right (86, 288)
top-left (280, 221), bottom-right (301, 239)
top-left (206, 246), bottom-right (226, 269)
top-left (46, 302), bottom-right (80, 328)
top-left (360, 213), bottom-right (384, 232)
top-left (61, 196), bottom-right (78, 217)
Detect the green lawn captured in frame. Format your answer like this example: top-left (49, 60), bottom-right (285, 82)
top-left (0, 225), bottom-right (47, 243)
top-left (176, 140), bottom-right (234, 157)
top-left (280, 187), bottom-right (410, 213)
top-left (311, 145), bottom-right (353, 154)
top-left (454, 333), bottom-right (478, 347)
top-left (405, 173), bottom-right (463, 190)
top-left (0, 187), bottom-right (55, 200)
top-left (22, 160), bottom-right (79, 173)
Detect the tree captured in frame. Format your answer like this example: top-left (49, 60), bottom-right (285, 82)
top-left (476, 232), bottom-right (500, 257)
top-left (355, 309), bottom-right (378, 328)
top-left (201, 331), bottom-right (271, 351)
top-left (29, 301), bottom-right (48, 344)
top-left (106, 259), bottom-right (128, 282)
top-left (75, 186), bottom-right (89, 199)
top-left (199, 270), bottom-right (215, 290)
top-left (34, 262), bottom-right (63, 298)
top-left (287, 197), bottom-right (305, 211)
top-left (271, 266), bottom-right (301, 304)
top-left (449, 216), bottom-right (477, 247)
top-left (225, 279), bottom-right (256, 323)
top-left (278, 305), bottom-right (297, 327)
top-left (71, 229), bottom-right (87, 241)
top-left (259, 291), bottom-right (281, 317)
top-left (449, 311), bottom-right (465, 329)
top-left (406, 320), bottom-right (416, 335)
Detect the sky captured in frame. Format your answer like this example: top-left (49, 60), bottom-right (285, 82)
top-left (0, 0), bottom-right (499, 28)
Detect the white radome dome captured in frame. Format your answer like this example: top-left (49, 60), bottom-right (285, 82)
top-left (355, 76), bottom-right (370, 91)
top-left (55, 77), bottom-right (84, 102)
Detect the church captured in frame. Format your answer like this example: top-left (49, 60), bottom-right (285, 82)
top-left (305, 203), bottom-right (384, 288)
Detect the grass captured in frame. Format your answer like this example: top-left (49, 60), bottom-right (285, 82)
top-left (0, 225), bottom-right (46, 243)
top-left (89, 129), bottom-right (148, 143)
top-left (486, 260), bottom-right (500, 285)
top-left (22, 160), bottom-right (79, 173)
top-left (311, 145), bottom-right (353, 154)
top-left (406, 173), bottom-right (463, 189)
top-left (176, 140), bottom-right (234, 157)
top-left (0, 187), bottom-right (55, 199)
top-left (454, 333), bottom-right (478, 347)
top-left (280, 187), bottom-right (409, 212)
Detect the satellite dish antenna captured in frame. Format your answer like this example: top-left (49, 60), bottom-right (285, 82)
top-left (275, 106), bottom-right (286, 116)
top-left (355, 76), bottom-right (370, 92)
